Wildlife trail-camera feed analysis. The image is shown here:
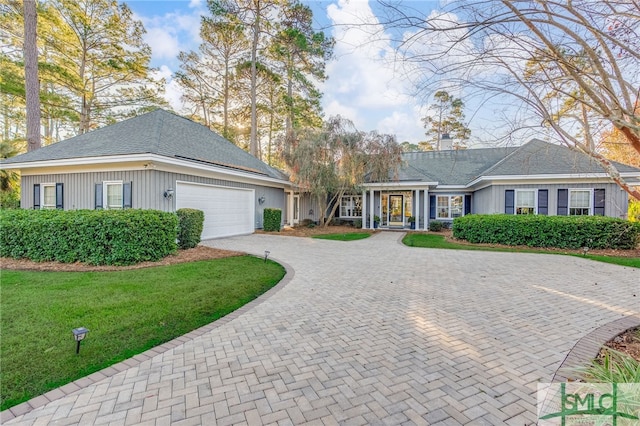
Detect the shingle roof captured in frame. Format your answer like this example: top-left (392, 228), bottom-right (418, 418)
top-left (390, 139), bottom-right (640, 186)
top-left (2, 109), bottom-right (289, 181)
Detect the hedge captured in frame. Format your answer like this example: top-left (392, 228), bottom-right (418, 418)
top-left (0, 209), bottom-right (178, 265)
top-left (177, 208), bottom-right (204, 249)
top-left (263, 208), bottom-right (281, 232)
top-left (452, 214), bottom-right (640, 250)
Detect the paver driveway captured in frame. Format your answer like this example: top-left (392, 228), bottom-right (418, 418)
top-left (3, 232), bottom-right (639, 425)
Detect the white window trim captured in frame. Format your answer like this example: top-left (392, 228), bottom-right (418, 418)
top-left (340, 195), bottom-right (362, 218)
top-left (515, 189), bottom-right (537, 215)
top-left (41, 183), bottom-right (56, 210)
top-left (103, 180), bottom-right (124, 210)
top-left (568, 188), bottom-right (593, 216)
top-left (436, 195), bottom-right (464, 219)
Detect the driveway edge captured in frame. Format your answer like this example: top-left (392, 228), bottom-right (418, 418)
top-left (552, 314), bottom-right (640, 382)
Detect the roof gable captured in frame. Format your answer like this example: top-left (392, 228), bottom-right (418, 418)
top-left (391, 139), bottom-right (640, 186)
top-left (2, 109), bottom-right (288, 181)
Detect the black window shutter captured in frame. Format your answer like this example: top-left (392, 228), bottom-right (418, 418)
top-left (538, 189), bottom-right (548, 215)
top-left (594, 189), bottom-right (605, 216)
top-left (557, 189), bottom-right (568, 215)
top-left (55, 183), bottom-right (64, 210)
top-left (505, 190), bottom-right (514, 214)
top-left (429, 195), bottom-right (436, 219)
top-left (464, 194), bottom-right (471, 215)
top-left (95, 183), bottom-right (103, 210)
top-left (123, 182), bottom-right (132, 209)
top-left (33, 184), bottom-right (40, 210)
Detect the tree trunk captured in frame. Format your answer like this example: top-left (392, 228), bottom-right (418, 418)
top-left (223, 56), bottom-right (229, 139)
top-left (249, 8), bottom-right (260, 157)
top-left (23, 0), bottom-right (41, 151)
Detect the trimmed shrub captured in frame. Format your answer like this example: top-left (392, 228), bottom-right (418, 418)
top-left (263, 208), bottom-right (281, 232)
top-left (0, 209), bottom-right (178, 265)
top-left (177, 208), bottom-right (204, 249)
top-left (452, 214), bottom-right (640, 250)
top-left (353, 219), bottom-right (362, 228)
top-left (429, 220), bottom-right (444, 232)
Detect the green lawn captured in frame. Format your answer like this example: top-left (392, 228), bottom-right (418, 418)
top-left (0, 256), bottom-right (285, 411)
top-left (402, 233), bottom-right (640, 268)
top-left (312, 232), bottom-right (371, 241)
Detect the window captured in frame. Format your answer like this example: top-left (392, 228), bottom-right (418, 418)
top-left (105, 181), bottom-right (123, 209)
top-left (42, 184), bottom-right (57, 209)
top-left (437, 196), bottom-right (449, 218)
top-left (569, 189), bottom-right (592, 216)
top-left (340, 195), bottom-right (362, 217)
top-left (437, 195), bottom-right (464, 219)
top-left (515, 190), bottom-right (536, 215)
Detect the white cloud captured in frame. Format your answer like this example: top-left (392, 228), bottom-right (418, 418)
top-left (151, 65), bottom-right (186, 112)
top-left (145, 27), bottom-right (182, 60)
top-left (321, 0), bottom-right (420, 139)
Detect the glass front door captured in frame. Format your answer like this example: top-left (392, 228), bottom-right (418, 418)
top-left (389, 195), bottom-right (404, 226)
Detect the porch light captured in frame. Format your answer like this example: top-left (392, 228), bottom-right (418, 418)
top-left (72, 327), bottom-right (89, 354)
top-left (258, 196), bottom-right (266, 205)
top-left (164, 188), bottom-right (174, 199)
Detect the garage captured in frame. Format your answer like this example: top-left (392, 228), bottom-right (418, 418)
top-left (176, 181), bottom-right (255, 239)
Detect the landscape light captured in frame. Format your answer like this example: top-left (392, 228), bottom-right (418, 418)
top-left (72, 327), bottom-right (89, 354)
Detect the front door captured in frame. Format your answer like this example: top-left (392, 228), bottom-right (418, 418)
top-left (389, 195), bottom-right (404, 226)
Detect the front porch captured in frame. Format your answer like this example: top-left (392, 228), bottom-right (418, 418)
top-left (359, 188), bottom-right (472, 230)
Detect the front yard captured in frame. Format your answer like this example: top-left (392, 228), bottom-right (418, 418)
top-left (0, 253), bottom-right (285, 411)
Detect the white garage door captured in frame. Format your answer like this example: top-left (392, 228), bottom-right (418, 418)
top-left (176, 182), bottom-right (254, 239)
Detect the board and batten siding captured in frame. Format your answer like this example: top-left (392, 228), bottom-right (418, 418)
top-left (473, 183), bottom-right (628, 218)
top-left (22, 170), bottom-right (287, 228)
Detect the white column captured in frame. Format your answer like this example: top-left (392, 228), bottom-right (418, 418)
top-left (423, 189), bottom-right (429, 230)
top-left (361, 190), bottom-right (366, 229)
top-left (369, 189), bottom-right (374, 229)
top-left (414, 190), bottom-right (419, 227)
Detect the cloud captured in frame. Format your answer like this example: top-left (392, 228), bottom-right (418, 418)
top-left (151, 65), bottom-right (186, 112)
top-left (320, 0), bottom-right (422, 141)
top-left (145, 27), bottom-right (182, 60)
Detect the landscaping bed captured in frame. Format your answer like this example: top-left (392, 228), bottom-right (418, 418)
top-left (260, 224), bottom-right (377, 238)
top-left (439, 229), bottom-right (640, 259)
top-left (0, 245), bottom-right (242, 272)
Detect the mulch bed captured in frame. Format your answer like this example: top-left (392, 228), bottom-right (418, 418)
top-left (601, 327), bottom-right (640, 363)
top-left (0, 246), bottom-right (244, 272)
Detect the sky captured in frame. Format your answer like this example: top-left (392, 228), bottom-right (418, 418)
top-left (123, 0), bottom-right (475, 145)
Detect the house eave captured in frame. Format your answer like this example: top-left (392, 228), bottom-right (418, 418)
top-left (4, 154), bottom-right (292, 188)
top-left (363, 181), bottom-right (438, 189)
top-left (466, 173), bottom-right (640, 189)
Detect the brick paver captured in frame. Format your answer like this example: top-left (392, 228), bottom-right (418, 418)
top-left (3, 232), bottom-right (639, 425)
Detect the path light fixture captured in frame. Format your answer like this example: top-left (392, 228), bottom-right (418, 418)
top-left (72, 327), bottom-right (89, 354)
top-left (164, 188), bottom-right (174, 200)
top-left (582, 246), bottom-right (590, 256)
top-left (264, 250), bottom-right (270, 263)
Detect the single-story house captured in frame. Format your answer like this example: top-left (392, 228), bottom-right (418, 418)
top-left (1, 109), bottom-right (295, 239)
top-left (331, 139), bottom-right (640, 230)
top-left (4, 110), bottom-right (640, 236)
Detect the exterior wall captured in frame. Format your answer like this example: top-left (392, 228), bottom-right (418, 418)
top-left (22, 170), bottom-right (287, 228)
top-left (476, 183), bottom-right (628, 218)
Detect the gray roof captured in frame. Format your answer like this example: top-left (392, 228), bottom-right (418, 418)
top-left (387, 139), bottom-right (640, 186)
top-left (2, 109), bottom-right (289, 181)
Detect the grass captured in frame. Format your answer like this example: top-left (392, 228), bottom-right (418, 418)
top-left (312, 232), bottom-right (371, 241)
top-left (0, 256), bottom-right (285, 411)
top-left (402, 233), bottom-right (640, 268)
